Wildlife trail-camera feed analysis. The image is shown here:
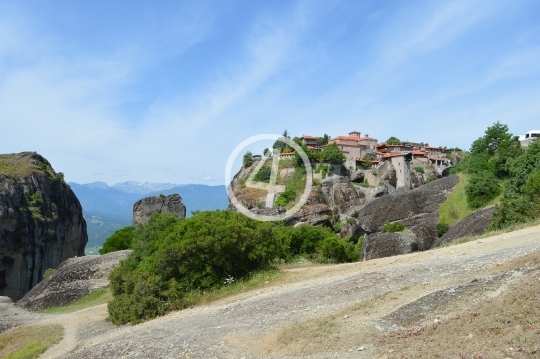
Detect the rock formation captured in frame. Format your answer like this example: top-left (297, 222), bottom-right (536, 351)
top-left (432, 206), bottom-right (494, 247)
top-left (0, 152), bottom-right (87, 300)
top-left (132, 194), bottom-right (186, 226)
top-left (17, 250), bottom-right (131, 311)
top-left (353, 176), bottom-right (460, 260)
top-left (361, 232), bottom-right (419, 260)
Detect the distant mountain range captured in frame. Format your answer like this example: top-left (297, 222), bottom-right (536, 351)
top-left (69, 181), bottom-right (229, 249)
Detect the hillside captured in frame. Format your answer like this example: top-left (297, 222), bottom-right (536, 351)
top-left (4, 224), bottom-right (539, 358)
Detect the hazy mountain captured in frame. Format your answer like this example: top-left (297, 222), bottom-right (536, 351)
top-left (111, 181), bottom-right (180, 194)
top-left (69, 181), bottom-right (229, 248)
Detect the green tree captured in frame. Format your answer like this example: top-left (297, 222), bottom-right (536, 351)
top-left (273, 129), bottom-right (290, 151)
top-left (99, 226), bottom-right (135, 255)
top-left (386, 136), bottom-right (401, 145)
top-left (263, 148), bottom-right (270, 156)
top-left (360, 154), bottom-right (372, 169)
top-left (465, 172), bottom-right (501, 209)
top-left (243, 151), bottom-right (253, 167)
top-left (469, 122), bottom-right (522, 177)
top-left (316, 134), bottom-right (330, 146)
top-left (321, 143), bottom-right (346, 164)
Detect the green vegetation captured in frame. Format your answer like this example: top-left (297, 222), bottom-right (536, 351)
top-left (465, 172), bottom-right (501, 209)
top-left (355, 180), bottom-right (370, 188)
top-left (99, 226), bottom-right (135, 254)
top-left (43, 268), bottom-right (56, 278)
top-left (242, 151), bottom-right (253, 167)
top-left (316, 134), bottom-right (330, 146)
top-left (0, 324), bottom-right (63, 359)
top-left (43, 288), bottom-right (112, 314)
top-left (386, 136), bottom-right (400, 145)
top-left (383, 222), bottom-right (405, 233)
top-left (275, 167), bottom-right (306, 208)
top-left (321, 143), bottom-right (346, 164)
top-left (273, 129), bottom-right (291, 152)
top-left (437, 223), bottom-right (449, 237)
top-left (424, 175), bottom-right (438, 184)
top-left (107, 212), bottom-right (360, 325)
top-left (448, 122), bottom-right (540, 230)
top-left (413, 166), bottom-right (424, 174)
top-left (438, 173), bottom-right (474, 225)
top-left (254, 165), bottom-right (271, 183)
top-left (360, 154), bottom-right (372, 169)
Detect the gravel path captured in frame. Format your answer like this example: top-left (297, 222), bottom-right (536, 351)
top-left (29, 224), bottom-right (540, 358)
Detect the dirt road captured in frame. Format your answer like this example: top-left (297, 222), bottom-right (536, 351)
top-left (36, 224), bottom-right (540, 358)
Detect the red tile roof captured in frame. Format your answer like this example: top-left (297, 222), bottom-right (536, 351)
top-left (302, 135), bottom-right (317, 139)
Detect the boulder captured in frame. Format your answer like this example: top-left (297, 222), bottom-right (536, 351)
top-left (361, 232), bottom-right (419, 261)
top-left (351, 176), bottom-right (459, 258)
top-left (132, 194), bottom-right (186, 226)
top-left (432, 206), bottom-right (494, 247)
top-left (17, 250), bottom-right (131, 311)
top-left (286, 186), bottom-right (332, 227)
top-left (0, 152), bottom-right (87, 300)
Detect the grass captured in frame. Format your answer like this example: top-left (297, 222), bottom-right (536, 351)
top-left (0, 324), bottom-right (63, 359)
top-left (42, 288), bottom-right (112, 314)
top-left (0, 154), bottom-right (42, 178)
top-left (439, 173), bottom-right (503, 226)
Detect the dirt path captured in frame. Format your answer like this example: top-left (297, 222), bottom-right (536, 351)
top-left (36, 224), bottom-right (540, 358)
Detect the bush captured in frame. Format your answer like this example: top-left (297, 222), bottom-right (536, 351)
top-left (254, 166), bottom-right (271, 183)
top-left (31, 192), bottom-right (43, 205)
top-left (99, 226), bottom-right (135, 255)
top-left (243, 151), bottom-right (253, 167)
top-left (318, 236), bottom-right (359, 263)
top-left (108, 211), bottom-right (282, 325)
top-left (437, 223), bottom-right (449, 237)
top-left (465, 172), bottom-right (501, 209)
top-left (333, 222), bottom-right (342, 233)
top-left (425, 176), bottom-right (438, 184)
top-left (413, 167), bottom-right (424, 174)
top-left (383, 222), bottom-right (405, 233)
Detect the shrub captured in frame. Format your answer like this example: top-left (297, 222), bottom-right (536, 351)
top-left (437, 223), bottom-right (449, 237)
top-left (425, 176), bottom-right (438, 184)
top-left (383, 222), bottom-right (405, 233)
top-left (243, 151), bottom-right (253, 167)
top-left (318, 236), bottom-right (359, 263)
top-left (465, 172), bottom-right (501, 209)
top-left (43, 268), bottom-right (56, 278)
top-left (254, 166), bottom-right (271, 183)
top-left (108, 211), bottom-right (282, 325)
top-left (413, 166), bottom-right (424, 174)
top-left (30, 192), bottom-right (43, 205)
top-left (99, 226), bottom-right (135, 255)
top-left (357, 181), bottom-right (369, 187)
top-left (333, 221), bottom-right (342, 233)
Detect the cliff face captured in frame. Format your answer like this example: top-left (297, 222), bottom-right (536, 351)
top-left (0, 152), bottom-right (87, 300)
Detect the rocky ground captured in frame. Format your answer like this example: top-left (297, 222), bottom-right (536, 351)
top-left (2, 225), bottom-right (540, 358)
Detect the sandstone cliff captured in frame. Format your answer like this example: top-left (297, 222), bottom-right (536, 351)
top-left (0, 152), bottom-right (87, 300)
top-left (132, 193), bottom-right (186, 226)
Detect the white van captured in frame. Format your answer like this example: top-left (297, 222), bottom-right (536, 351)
top-left (519, 130), bottom-right (540, 141)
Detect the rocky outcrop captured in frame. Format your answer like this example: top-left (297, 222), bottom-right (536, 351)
top-left (132, 194), bottom-right (186, 227)
top-left (350, 176), bottom-right (459, 260)
top-left (321, 175), bottom-right (361, 215)
top-left (0, 152), bottom-right (87, 300)
top-left (361, 232), bottom-right (419, 261)
top-left (17, 250), bottom-right (130, 311)
top-left (432, 206), bottom-right (494, 248)
top-left (285, 186), bottom-right (332, 226)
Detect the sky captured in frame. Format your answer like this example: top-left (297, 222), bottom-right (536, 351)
top-left (0, 0), bottom-right (539, 186)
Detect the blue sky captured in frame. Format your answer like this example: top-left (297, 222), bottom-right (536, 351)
top-left (0, 0), bottom-right (539, 186)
